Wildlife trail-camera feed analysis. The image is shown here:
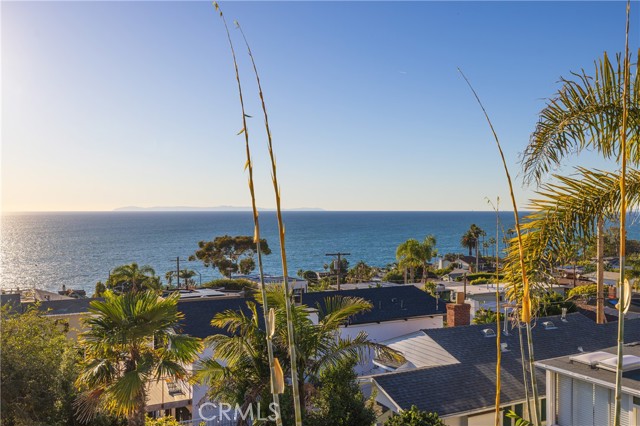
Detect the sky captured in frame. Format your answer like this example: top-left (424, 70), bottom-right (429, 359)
top-left (1, 1), bottom-right (638, 212)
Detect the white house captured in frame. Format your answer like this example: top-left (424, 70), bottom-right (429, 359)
top-left (537, 345), bottom-right (640, 426)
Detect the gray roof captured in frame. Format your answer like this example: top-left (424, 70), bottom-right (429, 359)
top-left (372, 313), bottom-right (640, 417)
top-left (301, 285), bottom-right (446, 325)
top-left (536, 344), bottom-right (640, 397)
top-left (26, 298), bottom-right (101, 315)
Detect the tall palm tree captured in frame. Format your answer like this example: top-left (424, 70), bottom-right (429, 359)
top-left (75, 291), bottom-right (201, 426)
top-left (110, 263), bottom-right (158, 293)
top-left (418, 235), bottom-right (438, 283)
top-left (396, 239), bottom-right (421, 283)
top-left (194, 288), bottom-right (401, 425)
top-left (460, 231), bottom-right (476, 257)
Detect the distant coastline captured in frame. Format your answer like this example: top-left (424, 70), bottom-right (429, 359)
top-left (112, 205), bottom-right (325, 212)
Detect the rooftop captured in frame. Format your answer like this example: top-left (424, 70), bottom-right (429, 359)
top-left (371, 313), bottom-right (640, 417)
top-left (536, 343), bottom-right (640, 397)
top-left (301, 285), bottom-right (447, 325)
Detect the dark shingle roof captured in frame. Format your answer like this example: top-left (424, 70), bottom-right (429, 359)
top-left (176, 297), bottom-right (256, 339)
top-left (27, 298), bottom-right (101, 315)
top-left (373, 313), bottom-right (640, 417)
top-left (301, 286), bottom-right (446, 325)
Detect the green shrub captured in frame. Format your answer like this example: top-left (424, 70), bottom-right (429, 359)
top-left (384, 270), bottom-right (404, 283)
top-left (202, 278), bottom-right (257, 291)
top-left (466, 272), bottom-right (504, 281)
top-left (470, 278), bottom-right (491, 285)
top-left (384, 405), bottom-right (445, 426)
top-left (567, 284), bottom-right (599, 299)
top-left (472, 308), bottom-right (505, 324)
top-left (537, 291), bottom-right (577, 316)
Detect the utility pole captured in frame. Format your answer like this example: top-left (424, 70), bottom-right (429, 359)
top-left (325, 252), bottom-right (350, 290)
top-left (170, 257), bottom-right (187, 289)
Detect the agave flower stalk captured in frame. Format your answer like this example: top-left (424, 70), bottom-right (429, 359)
top-left (234, 21), bottom-right (304, 426)
top-left (615, 2), bottom-right (632, 424)
top-left (211, 3), bottom-right (283, 423)
top-left (460, 70), bottom-right (540, 425)
top-left (486, 197), bottom-right (502, 426)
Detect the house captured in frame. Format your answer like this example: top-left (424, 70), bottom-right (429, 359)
top-left (301, 286), bottom-right (446, 344)
top-left (536, 344), bottom-right (640, 426)
top-left (368, 309), bottom-right (640, 426)
top-left (442, 268), bottom-right (468, 282)
top-left (236, 274), bottom-right (308, 293)
top-left (583, 270), bottom-right (621, 287)
top-left (185, 285), bottom-right (447, 422)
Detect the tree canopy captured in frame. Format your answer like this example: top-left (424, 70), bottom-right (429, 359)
top-left (189, 235), bottom-right (271, 277)
top-left (1, 306), bottom-right (80, 426)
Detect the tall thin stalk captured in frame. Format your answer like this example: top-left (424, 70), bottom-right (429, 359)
top-left (614, 1), bottom-right (632, 424)
top-left (487, 197), bottom-right (502, 426)
top-left (460, 70), bottom-right (540, 425)
top-left (234, 21), bottom-right (304, 426)
top-left (211, 4), bottom-right (282, 422)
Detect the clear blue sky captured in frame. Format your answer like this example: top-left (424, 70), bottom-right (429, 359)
top-left (2, 1), bottom-right (638, 211)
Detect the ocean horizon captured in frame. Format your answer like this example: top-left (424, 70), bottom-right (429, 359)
top-left (0, 210), bottom-right (628, 295)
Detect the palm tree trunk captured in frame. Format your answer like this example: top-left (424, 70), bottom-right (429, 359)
top-left (128, 391), bottom-right (146, 426)
top-left (597, 216), bottom-right (605, 324)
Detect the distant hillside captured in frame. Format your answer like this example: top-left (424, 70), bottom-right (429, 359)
top-left (113, 205), bottom-right (324, 212)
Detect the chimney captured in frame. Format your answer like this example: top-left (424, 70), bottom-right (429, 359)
top-left (446, 291), bottom-right (471, 327)
top-left (608, 285), bottom-right (617, 299)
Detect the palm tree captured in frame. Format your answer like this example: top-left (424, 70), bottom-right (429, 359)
top-left (460, 231), bottom-right (476, 257)
top-left (418, 235), bottom-right (438, 283)
top-left (165, 271), bottom-right (175, 289)
top-left (109, 263), bottom-right (158, 293)
top-left (519, 45), bottom-right (638, 424)
top-left (194, 288), bottom-right (401, 425)
top-left (396, 239), bottom-right (421, 283)
top-left (75, 291), bottom-right (202, 426)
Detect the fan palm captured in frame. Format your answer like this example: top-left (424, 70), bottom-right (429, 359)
top-left (194, 288), bottom-right (401, 425)
top-left (75, 291), bottom-right (201, 426)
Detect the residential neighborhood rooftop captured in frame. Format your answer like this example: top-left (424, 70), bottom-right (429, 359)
top-left (536, 343), bottom-right (640, 397)
top-left (371, 313), bottom-right (640, 418)
top-left (301, 285), bottom-right (447, 325)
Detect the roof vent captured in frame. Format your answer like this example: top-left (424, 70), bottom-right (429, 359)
top-left (482, 328), bottom-right (496, 338)
top-left (501, 342), bottom-right (509, 352)
top-left (542, 321), bottom-right (557, 330)
top-left (561, 307), bottom-right (568, 322)
top-left (597, 355), bottom-right (640, 372)
top-left (570, 351), bottom-right (612, 367)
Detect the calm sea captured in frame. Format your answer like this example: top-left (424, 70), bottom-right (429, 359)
top-left (2, 211), bottom-right (522, 293)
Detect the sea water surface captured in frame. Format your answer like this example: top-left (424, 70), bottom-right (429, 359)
top-left (2, 211), bottom-right (522, 293)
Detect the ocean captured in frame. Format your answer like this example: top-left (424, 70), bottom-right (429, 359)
top-left (2, 211), bottom-right (522, 294)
